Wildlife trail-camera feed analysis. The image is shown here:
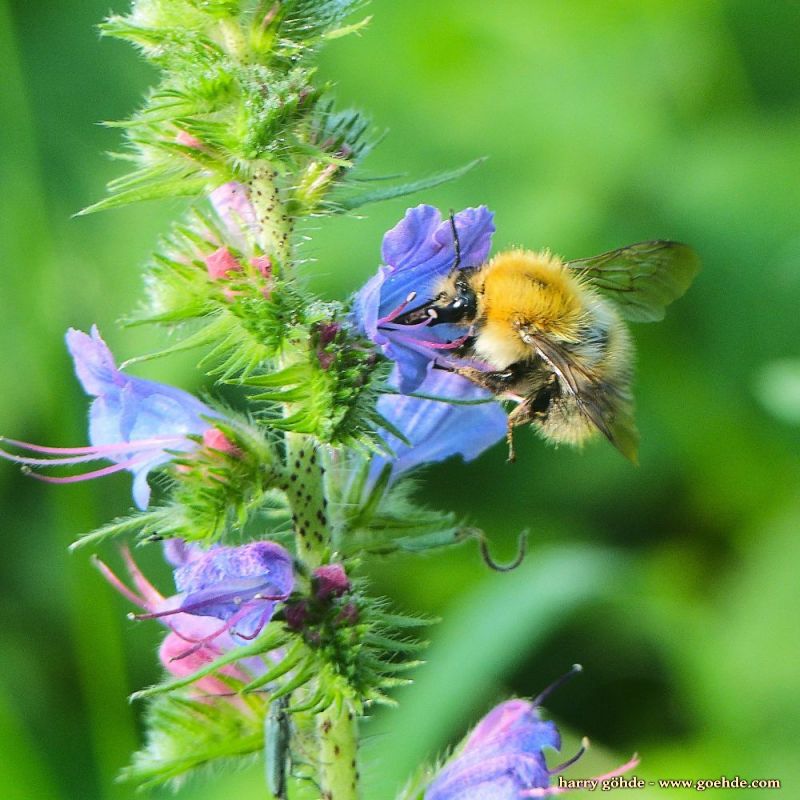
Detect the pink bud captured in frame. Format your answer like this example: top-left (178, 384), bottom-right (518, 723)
top-left (205, 246), bottom-right (241, 280)
top-left (285, 600), bottom-right (309, 631)
top-left (313, 563), bottom-right (350, 600)
top-left (317, 351), bottom-right (335, 370)
top-left (202, 428), bottom-right (241, 456)
top-left (317, 322), bottom-right (341, 347)
top-left (336, 601), bottom-right (359, 626)
top-left (250, 255), bottom-right (272, 278)
top-left (175, 130), bottom-right (203, 149)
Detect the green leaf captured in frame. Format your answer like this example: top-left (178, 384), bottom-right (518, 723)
top-left (77, 176), bottom-right (209, 215)
top-left (120, 692), bottom-right (264, 788)
top-left (331, 158), bottom-right (486, 211)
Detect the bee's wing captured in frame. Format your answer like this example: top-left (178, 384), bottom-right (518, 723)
top-left (526, 331), bottom-right (640, 463)
top-left (566, 241), bottom-right (700, 322)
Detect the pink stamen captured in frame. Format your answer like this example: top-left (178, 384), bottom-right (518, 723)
top-left (25, 457), bottom-right (144, 484)
top-left (382, 317), bottom-right (433, 330)
top-left (166, 605), bottom-right (256, 661)
top-left (377, 292), bottom-right (418, 326)
top-left (548, 738), bottom-right (588, 775)
top-left (521, 754), bottom-right (640, 797)
top-left (390, 331), bottom-right (472, 351)
top-left (121, 546), bottom-right (165, 606)
top-left (229, 607), bottom-right (272, 640)
top-left (0, 434), bottom-right (185, 457)
top-left (0, 448), bottom-right (115, 467)
top-left (93, 556), bottom-right (149, 609)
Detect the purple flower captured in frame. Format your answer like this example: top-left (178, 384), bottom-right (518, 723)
top-left (97, 539), bottom-right (294, 664)
top-left (425, 699), bottom-right (560, 800)
top-left (0, 326), bottom-right (216, 509)
top-left (425, 668), bottom-right (639, 799)
top-left (165, 541), bottom-right (294, 641)
top-left (353, 204), bottom-right (495, 394)
top-left (374, 368), bottom-right (507, 481)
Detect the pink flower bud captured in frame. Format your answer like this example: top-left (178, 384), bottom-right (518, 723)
top-left (175, 130), bottom-right (203, 149)
top-left (202, 428), bottom-right (241, 457)
top-left (313, 563), bottom-right (350, 600)
top-left (284, 600), bottom-right (309, 631)
top-left (205, 246), bottom-right (241, 280)
top-left (250, 255), bottom-right (272, 278)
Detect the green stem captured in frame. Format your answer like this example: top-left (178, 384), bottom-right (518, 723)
top-left (317, 700), bottom-right (359, 800)
top-left (218, 17), bottom-right (248, 61)
top-left (250, 164), bottom-right (293, 266)
top-left (284, 432), bottom-right (330, 569)
top-left (282, 435), bottom-right (360, 799)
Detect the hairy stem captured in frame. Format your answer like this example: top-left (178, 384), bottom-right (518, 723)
top-left (317, 700), bottom-right (359, 800)
top-left (284, 432), bottom-right (330, 569)
top-left (249, 165), bottom-right (292, 266)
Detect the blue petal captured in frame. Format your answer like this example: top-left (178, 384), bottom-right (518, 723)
top-left (381, 204), bottom-right (446, 270)
top-left (174, 541), bottom-right (294, 623)
top-left (66, 326), bottom-right (121, 396)
top-left (426, 752), bottom-right (551, 800)
top-left (68, 326), bottom-right (217, 507)
top-left (351, 205), bottom-right (495, 395)
top-left (378, 205), bottom-right (495, 317)
top-left (132, 466), bottom-right (154, 510)
top-left (68, 326), bottom-right (212, 438)
top-left (375, 368), bottom-right (506, 478)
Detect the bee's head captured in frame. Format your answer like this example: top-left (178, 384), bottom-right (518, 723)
top-left (395, 269), bottom-right (479, 327)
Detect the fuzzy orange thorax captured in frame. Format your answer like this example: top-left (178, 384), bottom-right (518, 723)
top-left (473, 249), bottom-right (586, 360)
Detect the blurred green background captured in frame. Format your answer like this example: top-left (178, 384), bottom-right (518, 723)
top-left (2, 1), bottom-right (799, 798)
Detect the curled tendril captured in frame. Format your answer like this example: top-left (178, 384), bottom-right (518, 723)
top-left (458, 527), bottom-right (528, 572)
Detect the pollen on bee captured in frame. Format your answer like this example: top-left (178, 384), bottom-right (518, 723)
top-left (481, 249), bottom-right (586, 340)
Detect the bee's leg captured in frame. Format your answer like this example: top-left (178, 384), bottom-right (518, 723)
top-left (506, 421), bottom-right (516, 463)
top-left (505, 400), bottom-right (536, 462)
top-left (450, 364), bottom-right (526, 393)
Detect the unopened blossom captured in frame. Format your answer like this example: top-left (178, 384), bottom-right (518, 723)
top-left (0, 326), bottom-right (216, 509)
top-left (425, 668), bottom-right (639, 799)
top-left (313, 563), bottom-right (350, 600)
top-left (210, 181), bottom-right (260, 251)
top-left (352, 204), bottom-right (495, 394)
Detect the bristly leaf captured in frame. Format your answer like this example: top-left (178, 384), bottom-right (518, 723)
top-left (329, 158), bottom-right (487, 212)
top-left (120, 691), bottom-right (266, 789)
top-left (92, 0), bottom-right (375, 220)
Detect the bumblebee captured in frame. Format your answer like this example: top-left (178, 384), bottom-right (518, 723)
top-left (397, 219), bottom-right (700, 462)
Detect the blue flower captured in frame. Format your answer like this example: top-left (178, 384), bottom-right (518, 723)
top-left (425, 699), bottom-right (560, 800)
top-left (425, 668), bottom-right (639, 799)
top-left (96, 540), bottom-right (292, 673)
top-left (0, 326), bottom-right (216, 509)
top-left (167, 541), bottom-right (294, 641)
top-left (353, 204), bottom-right (495, 394)
top-left (374, 369), bottom-right (507, 480)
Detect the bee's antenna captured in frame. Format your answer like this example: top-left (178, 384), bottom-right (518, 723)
top-left (448, 209), bottom-right (462, 271)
